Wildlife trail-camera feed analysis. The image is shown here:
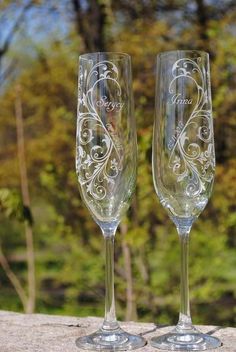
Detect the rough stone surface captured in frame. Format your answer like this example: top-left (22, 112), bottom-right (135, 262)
top-left (0, 310), bottom-right (235, 352)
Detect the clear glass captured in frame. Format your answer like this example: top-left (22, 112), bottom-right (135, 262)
top-left (76, 52), bottom-right (146, 350)
top-left (151, 50), bottom-right (221, 350)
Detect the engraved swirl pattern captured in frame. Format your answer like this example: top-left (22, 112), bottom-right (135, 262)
top-left (169, 57), bottom-right (215, 197)
top-left (76, 61), bottom-right (123, 201)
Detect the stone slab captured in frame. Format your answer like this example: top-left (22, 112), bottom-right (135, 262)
top-left (0, 311), bottom-right (235, 351)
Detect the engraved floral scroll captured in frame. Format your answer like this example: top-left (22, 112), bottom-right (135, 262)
top-left (76, 61), bottom-right (124, 201)
top-left (168, 57), bottom-right (215, 197)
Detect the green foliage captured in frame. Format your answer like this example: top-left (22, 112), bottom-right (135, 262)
top-left (0, 189), bottom-right (23, 220)
top-left (0, 0), bottom-right (235, 327)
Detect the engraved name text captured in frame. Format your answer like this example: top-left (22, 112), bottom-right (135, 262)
top-left (171, 93), bottom-right (192, 105)
top-left (96, 96), bottom-right (124, 112)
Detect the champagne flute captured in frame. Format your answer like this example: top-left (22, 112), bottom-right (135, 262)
top-left (151, 50), bottom-right (221, 350)
top-left (76, 52), bottom-right (146, 351)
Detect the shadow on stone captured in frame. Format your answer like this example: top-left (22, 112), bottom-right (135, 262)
top-left (139, 324), bottom-right (170, 337)
top-left (206, 326), bottom-right (224, 336)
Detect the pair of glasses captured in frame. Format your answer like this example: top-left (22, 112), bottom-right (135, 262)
top-left (76, 51), bottom-right (221, 351)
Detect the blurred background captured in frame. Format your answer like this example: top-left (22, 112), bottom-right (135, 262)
top-left (0, 0), bottom-right (235, 327)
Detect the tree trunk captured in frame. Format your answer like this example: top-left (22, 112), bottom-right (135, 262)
top-left (0, 245), bottom-right (28, 311)
top-left (195, 0), bottom-right (210, 51)
top-left (71, 0), bottom-right (108, 52)
top-left (15, 85), bottom-right (36, 313)
top-left (120, 223), bottom-right (137, 321)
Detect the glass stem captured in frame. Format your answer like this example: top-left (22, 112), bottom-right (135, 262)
top-left (177, 228), bottom-right (194, 332)
top-left (102, 232), bottom-right (119, 331)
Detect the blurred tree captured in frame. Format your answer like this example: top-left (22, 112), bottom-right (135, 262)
top-left (0, 0), bottom-right (235, 326)
top-left (0, 0), bottom-right (34, 84)
top-left (14, 85), bottom-right (35, 313)
top-left (0, 188), bottom-right (29, 311)
top-left (71, 0), bottom-right (112, 52)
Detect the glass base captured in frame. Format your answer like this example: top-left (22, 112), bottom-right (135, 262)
top-left (76, 327), bottom-right (146, 351)
top-left (150, 327), bottom-right (222, 351)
